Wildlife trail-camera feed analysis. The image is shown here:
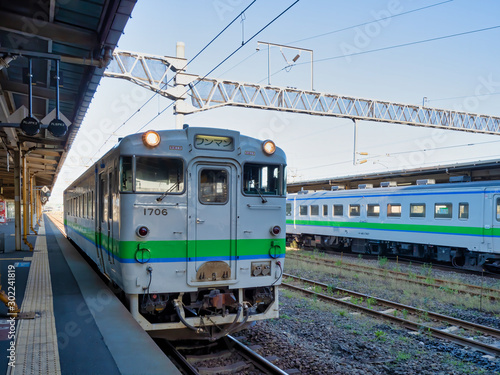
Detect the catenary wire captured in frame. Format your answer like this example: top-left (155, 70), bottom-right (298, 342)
top-left (135, 0), bottom-right (302, 134)
top-left (86, 0), bottom-right (258, 163)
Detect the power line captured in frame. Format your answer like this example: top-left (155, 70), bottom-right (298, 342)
top-left (287, 0), bottom-right (454, 45)
top-left (263, 25), bottom-right (500, 82)
top-left (135, 0), bottom-right (302, 134)
top-left (428, 92), bottom-right (500, 103)
top-left (86, 0), bottom-right (258, 163)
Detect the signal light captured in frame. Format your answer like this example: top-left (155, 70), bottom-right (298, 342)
top-left (142, 130), bottom-right (161, 148)
top-left (262, 140), bottom-right (276, 155)
top-left (137, 226), bottom-right (149, 237)
top-left (270, 225), bottom-right (281, 236)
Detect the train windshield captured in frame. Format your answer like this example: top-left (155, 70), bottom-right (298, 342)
top-left (120, 156), bottom-right (184, 193)
top-left (243, 163), bottom-right (284, 196)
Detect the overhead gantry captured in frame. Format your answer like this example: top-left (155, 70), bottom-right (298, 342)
top-left (105, 48), bottom-right (500, 135)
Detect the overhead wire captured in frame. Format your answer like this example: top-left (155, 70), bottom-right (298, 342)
top-left (135, 0), bottom-right (302, 133)
top-left (86, 0), bottom-right (258, 164)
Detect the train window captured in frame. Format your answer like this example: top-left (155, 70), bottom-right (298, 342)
top-left (496, 198), bottom-right (500, 221)
top-left (459, 203), bottom-right (469, 219)
top-left (333, 204), bottom-right (343, 216)
top-left (367, 204), bottom-right (380, 217)
top-left (435, 203), bottom-right (452, 219)
top-left (120, 157), bottom-right (133, 192)
top-left (243, 163), bottom-right (283, 196)
top-left (199, 169), bottom-right (228, 204)
top-left (299, 205), bottom-right (307, 216)
top-left (135, 157), bottom-right (184, 193)
top-left (323, 205), bottom-right (328, 216)
top-left (349, 204), bottom-right (360, 217)
top-left (286, 203), bottom-right (292, 216)
top-left (410, 204), bottom-right (426, 218)
top-left (387, 204), bottom-right (402, 217)
top-left (310, 205), bottom-right (319, 216)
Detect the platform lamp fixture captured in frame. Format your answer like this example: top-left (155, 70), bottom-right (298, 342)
top-left (47, 60), bottom-right (68, 137)
top-left (20, 58), bottom-right (41, 136)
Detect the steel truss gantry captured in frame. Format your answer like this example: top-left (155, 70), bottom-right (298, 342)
top-left (105, 49), bottom-right (500, 135)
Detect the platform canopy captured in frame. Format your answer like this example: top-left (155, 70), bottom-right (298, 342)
top-left (0, 0), bottom-right (137, 199)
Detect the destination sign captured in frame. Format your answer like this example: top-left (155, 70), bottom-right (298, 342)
top-left (194, 135), bottom-right (234, 151)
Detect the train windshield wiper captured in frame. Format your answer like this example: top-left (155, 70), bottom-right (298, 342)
top-left (157, 182), bottom-right (179, 202)
top-left (255, 186), bottom-right (267, 204)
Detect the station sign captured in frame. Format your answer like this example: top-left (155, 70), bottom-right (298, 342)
top-left (47, 118), bottom-right (68, 137)
top-left (20, 116), bottom-right (41, 136)
top-left (0, 196), bottom-right (6, 224)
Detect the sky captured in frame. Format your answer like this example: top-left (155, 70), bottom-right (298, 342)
top-left (48, 0), bottom-right (500, 206)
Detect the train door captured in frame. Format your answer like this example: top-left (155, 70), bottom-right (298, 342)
top-left (97, 172), bottom-right (108, 273)
top-left (187, 163), bottom-right (237, 285)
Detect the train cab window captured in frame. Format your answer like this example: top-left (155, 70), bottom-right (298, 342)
top-left (333, 204), bottom-right (343, 217)
top-left (435, 203), bottom-right (452, 219)
top-left (459, 203), bottom-right (469, 219)
top-left (387, 204), bottom-right (402, 217)
top-left (367, 204), bottom-right (380, 217)
top-left (120, 157), bottom-right (133, 192)
top-left (410, 204), bottom-right (426, 218)
top-left (135, 157), bottom-right (184, 193)
top-left (323, 205), bottom-right (328, 216)
top-left (243, 163), bottom-right (284, 196)
top-left (349, 204), bottom-right (360, 217)
top-left (286, 203), bottom-right (292, 216)
top-left (199, 169), bottom-right (228, 204)
top-left (310, 205), bottom-right (319, 216)
top-left (299, 205), bottom-right (307, 216)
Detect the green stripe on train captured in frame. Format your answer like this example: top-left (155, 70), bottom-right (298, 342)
top-left (286, 219), bottom-right (500, 237)
top-left (65, 219), bottom-right (285, 260)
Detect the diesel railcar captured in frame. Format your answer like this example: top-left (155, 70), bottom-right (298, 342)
top-left (287, 181), bottom-right (500, 272)
top-left (64, 126), bottom-right (286, 340)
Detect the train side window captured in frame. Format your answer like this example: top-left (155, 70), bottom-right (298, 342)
top-left (299, 205), bottom-right (307, 216)
top-left (310, 205), bottom-right (319, 216)
top-left (367, 204), bottom-right (380, 217)
top-left (435, 203), bottom-right (452, 219)
top-left (496, 198), bottom-right (500, 221)
top-left (410, 203), bottom-right (426, 218)
top-left (387, 204), bottom-right (402, 217)
top-left (323, 205), bottom-right (328, 216)
top-left (243, 163), bottom-right (283, 196)
top-left (286, 203), bottom-right (292, 216)
top-left (199, 169), bottom-right (228, 204)
top-left (349, 204), bottom-right (360, 217)
top-left (459, 203), bottom-right (469, 219)
top-left (333, 204), bottom-right (343, 216)
top-left (120, 156), bottom-right (133, 192)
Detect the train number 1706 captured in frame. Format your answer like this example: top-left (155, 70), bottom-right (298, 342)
top-left (143, 208), bottom-right (168, 216)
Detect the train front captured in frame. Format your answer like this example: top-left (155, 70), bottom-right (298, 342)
top-left (117, 127), bottom-right (286, 340)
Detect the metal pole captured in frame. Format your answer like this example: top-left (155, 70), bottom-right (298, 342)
top-left (28, 58), bottom-right (33, 117)
top-left (174, 41), bottom-right (185, 130)
top-left (353, 119), bottom-right (358, 165)
top-left (267, 44), bottom-right (271, 86)
top-left (311, 49), bottom-right (314, 91)
top-left (14, 148), bottom-right (21, 251)
top-left (22, 155), bottom-right (33, 251)
top-left (55, 59), bottom-right (60, 119)
top-left (29, 175), bottom-right (37, 235)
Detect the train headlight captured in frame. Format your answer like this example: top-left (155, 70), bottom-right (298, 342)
top-left (142, 130), bottom-right (161, 148)
top-left (136, 226), bottom-right (149, 237)
top-left (262, 140), bottom-right (276, 155)
top-left (270, 225), bottom-right (281, 236)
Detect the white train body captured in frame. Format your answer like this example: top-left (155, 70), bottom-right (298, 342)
top-left (64, 127), bottom-right (286, 340)
top-left (287, 181), bottom-right (500, 270)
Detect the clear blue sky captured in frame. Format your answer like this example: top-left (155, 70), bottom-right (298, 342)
top-left (49, 0), bottom-right (500, 206)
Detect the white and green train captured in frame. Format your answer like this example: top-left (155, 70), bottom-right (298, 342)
top-left (287, 181), bottom-right (500, 272)
top-left (64, 126), bottom-right (286, 340)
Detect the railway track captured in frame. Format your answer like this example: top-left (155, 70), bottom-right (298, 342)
top-left (282, 273), bottom-right (500, 357)
top-left (157, 336), bottom-right (290, 375)
top-left (287, 252), bottom-right (500, 301)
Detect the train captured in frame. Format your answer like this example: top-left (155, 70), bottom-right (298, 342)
top-left (64, 126), bottom-right (287, 340)
top-left (286, 180), bottom-right (500, 272)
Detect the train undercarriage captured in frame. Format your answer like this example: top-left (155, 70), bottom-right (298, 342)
top-left (287, 233), bottom-right (500, 273)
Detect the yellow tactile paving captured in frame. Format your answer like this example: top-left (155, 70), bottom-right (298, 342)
top-left (7, 219), bottom-right (61, 375)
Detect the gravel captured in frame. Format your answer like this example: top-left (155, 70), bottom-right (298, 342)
top-left (235, 252), bottom-right (500, 374)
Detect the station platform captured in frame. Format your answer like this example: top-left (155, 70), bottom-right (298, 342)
top-left (0, 216), bottom-right (180, 375)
